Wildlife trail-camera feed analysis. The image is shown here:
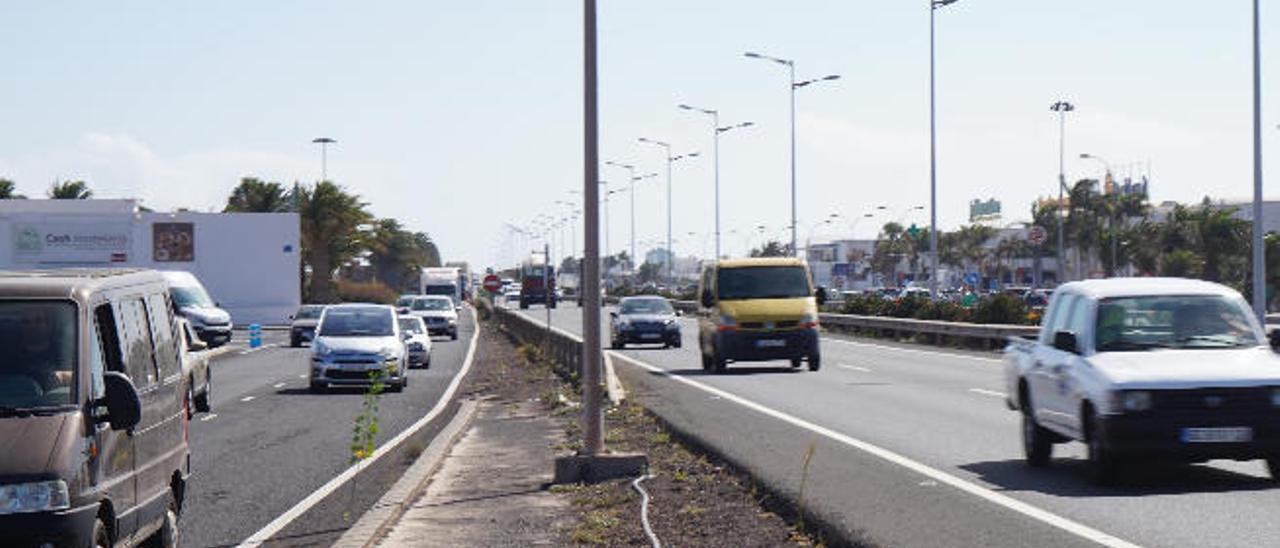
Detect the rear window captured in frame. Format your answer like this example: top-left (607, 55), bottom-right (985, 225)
top-left (398, 318), bottom-right (425, 334)
top-left (717, 266), bottom-right (811, 301)
top-left (0, 301), bottom-right (78, 409)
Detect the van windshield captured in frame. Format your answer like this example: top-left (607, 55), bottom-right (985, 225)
top-left (1095, 295), bottom-right (1261, 351)
top-left (0, 301), bottom-right (77, 410)
top-left (171, 285), bottom-right (214, 308)
top-left (319, 308), bottom-right (394, 337)
top-left (717, 266), bottom-right (811, 301)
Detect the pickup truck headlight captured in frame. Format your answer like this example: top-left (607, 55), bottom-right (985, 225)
top-left (0, 480), bottom-right (70, 515)
top-left (1120, 391), bottom-right (1153, 412)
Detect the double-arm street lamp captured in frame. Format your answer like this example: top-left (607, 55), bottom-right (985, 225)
top-left (1050, 100), bottom-right (1075, 284)
top-left (679, 104), bottom-right (754, 259)
top-left (606, 161), bottom-right (657, 269)
top-left (929, 0), bottom-right (962, 295)
top-left (311, 137), bottom-right (336, 183)
top-left (744, 51), bottom-right (840, 257)
top-left (639, 137), bottom-right (700, 286)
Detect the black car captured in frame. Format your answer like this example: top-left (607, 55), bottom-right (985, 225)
top-left (610, 296), bottom-right (682, 349)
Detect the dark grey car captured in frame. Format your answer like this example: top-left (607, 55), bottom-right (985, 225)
top-left (610, 296), bottom-right (682, 349)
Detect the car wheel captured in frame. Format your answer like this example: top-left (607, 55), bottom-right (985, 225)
top-left (387, 379), bottom-right (405, 393)
top-left (1021, 398), bottom-right (1052, 467)
top-left (1266, 456), bottom-right (1280, 481)
top-left (92, 516), bottom-right (110, 548)
top-left (807, 354), bottom-right (821, 372)
top-left (673, 339), bottom-right (682, 349)
top-left (451, 330), bottom-right (458, 341)
top-left (1085, 410), bottom-right (1119, 485)
top-left (309, 382), bottom-right (326, 394)
top-left (290, 337), bottom-right (301, 348)
top-left (790, 357), bottom-right (803, 368)
top-left (611, 338), bottom-right (624, 350)
top-left (194, 374), bottom-right (211, 413)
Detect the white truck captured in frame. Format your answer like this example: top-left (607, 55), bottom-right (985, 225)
top-left (1004, 277), bottom-right (1280, 485)
top-left (420, 267), bottom-right (462, 309)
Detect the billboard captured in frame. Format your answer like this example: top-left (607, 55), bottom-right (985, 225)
top-left (13, 222), bottom-right (131, 265)
top-left (969, 198), bottom-right (1002, 223)
top-left (153, 222), bottom-right (195, 262)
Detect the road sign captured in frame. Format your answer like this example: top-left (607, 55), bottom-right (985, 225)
top-left (483, 274), bottom-right (502, 293)
top-left (907, 224), bottom-right (920, 238)
top-left (1027, 225), bottom-right (1048, 246)
top-left (964, 272), bottom-right (980, 286)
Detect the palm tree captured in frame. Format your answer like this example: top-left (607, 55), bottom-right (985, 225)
top-left (366, 218), bottom-right (429, 292)
top-left (414, 232), bottom-right (442, 268)
top-left (224, 177), bottom-right (291, 212)
top-left (298, 182), bottom-right (371, 302)
top-left (48, 180), bottom-right (92, 199)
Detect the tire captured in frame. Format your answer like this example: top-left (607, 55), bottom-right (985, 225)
top-left (92, 516), bottom-right (110, 548)
top-left (790, 357), bottom-right (803, 368)
top-left (309, 382), bottom-right (326, 394)
top-left (520, 301), bottom-right (529, 310)
top-left (1021, 400), bottom-right (1052, 467)
top-left (146, 496), bottom-right (179, 548)
top-left (712, 350), bottom-right (728, 374)
top-left (1266, 456), bottom-right (1280, 481)
top-left (194, 373), bottom-right (211, 413)
top-left (451, 330), bottom-right (458, 341)
top-left (290, 337), bottom-right (301, 348)
top-left (387, 378), bottom-right (405, 393)
top-left (611, 338), bottom-right (624, 350)
top-left (184, 382), bottom-right (195, 420)
top-left (700, 350), bottom-right (712, 371)
top-left (1085, 410), bottom-right (1120, 486)
top-left (673, 339), bottom-right (682, 349)
top-left (807, 354), bottom-right (821, 372)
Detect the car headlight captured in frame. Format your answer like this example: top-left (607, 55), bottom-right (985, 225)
top-left (800, 313), bottom-right (819, 329)
top-left (0, 480), bottom-right (70, 515)
top-left (1119, 391), bottom-right (1153, 412)
top-left (311, 342), bottom-right (331, 360)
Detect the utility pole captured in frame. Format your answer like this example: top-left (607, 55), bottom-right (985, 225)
top-left (1050, 100), bottom-right (1074, 285)
top-left (1252, 0), bottom-right (1266, 322)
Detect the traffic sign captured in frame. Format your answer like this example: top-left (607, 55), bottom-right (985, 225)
top-left (1027, 225), bottom-right (1048, 246)
top-left (907, 224), bottom-right (920, 238)
top-left (483, 274), bottom-right (502, 293)
top-left (964, 272), bottom-right (980, 286)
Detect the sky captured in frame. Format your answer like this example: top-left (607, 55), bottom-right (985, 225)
top-left (1, 1), bottom-right (1278, 269)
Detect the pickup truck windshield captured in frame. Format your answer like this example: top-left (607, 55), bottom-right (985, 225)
top-left (1095, 295), bottom-right (1260, 351)
top-left (717, 266), bottom-right (811, 301)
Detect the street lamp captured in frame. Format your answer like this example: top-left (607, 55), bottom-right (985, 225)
top-left (311, 137), bottom-right (336, 182)
top-left (745, 52), bottom-right (841, 257)
top-left (639, 137), bottom-right (700, 286)
top-left (1251, 0), bottom-right (1265, 321)
top-left (680, 103), bottom-right (754, 259)
top-left (804, 214), bottom-right (840, 258)
top-left (1050, 100), bottom-right (1075, 284)
top-left (929, 0), bottom-right (961, 295)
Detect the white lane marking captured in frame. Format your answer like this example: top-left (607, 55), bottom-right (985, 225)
top-left (199, 413), bottom-right (218, 422)
top-left (298, 374), bottom-right (308, 379)
top-left (838, 364), bottom-right (872, 373)
top-left (824, 337), bottom-right (1002, 364)
top-left (240, 396), bottom-right (255, 403)
top-left (273, 382), bottom-right (287, 389)
top-left (238, 309), bottom-right (481, 548)
top-left (239, 343), bottom-right (281, 356)
top-left (607, 352), bottom-right (1142, 548)
top-left (969, 388), bottom-right (1007, 399)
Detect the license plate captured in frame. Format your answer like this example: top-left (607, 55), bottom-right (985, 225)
top-left (1180, 427), bottom-right (1253, 443)
top-left (755, 339), bottom-right (786, 348)
top-left (640, 333), bottom-right (661, 340)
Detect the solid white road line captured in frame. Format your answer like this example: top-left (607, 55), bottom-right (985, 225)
top-left (298, 374), bottom-right (308, 379)
top-left (240, 396), bottom-right (255, 403)
top-left (273, 382), bottom-right (287, 389)
top-left (607, 352), bottom-right (1142, 548)
top-left (237, 309), bottom-right (481, 548)
top-left (969, 388), bottom-right (1008, 399)
top-left (199, 413), bottom-right (218, 422)
top-left (838, 364), bottom-right (872, 373)
top-left (824, 337), bottom-right (1003, 364)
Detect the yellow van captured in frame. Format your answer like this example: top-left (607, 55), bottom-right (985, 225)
top-left (697, 257), bottom-right (827, 373)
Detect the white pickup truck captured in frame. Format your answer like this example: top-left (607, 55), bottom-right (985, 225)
top-left (1004, 278), bottom-right (1280, 484)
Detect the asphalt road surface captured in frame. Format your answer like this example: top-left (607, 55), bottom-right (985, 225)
top-left (181, 315), bottom-right (475, 547)
top-left (518, 305), bottom-right (1280, 548)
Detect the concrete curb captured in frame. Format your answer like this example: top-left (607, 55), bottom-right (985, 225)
top-left (603, 352), bottom-right (626, 404)
top-left (332, 398), bottom-right (482, 548)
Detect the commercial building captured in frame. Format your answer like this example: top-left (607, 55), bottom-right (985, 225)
top-left (0, 199), bottom-right (299, 324)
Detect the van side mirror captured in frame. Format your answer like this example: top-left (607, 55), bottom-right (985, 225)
top-left (815, 287), bottom-right (828, 306)
top-left (101, 372), bottom-right (142, 432)
top-left (700, 290), bottom-right (714, 308)
top-left (1053, 331), bottom-right (1079, 354)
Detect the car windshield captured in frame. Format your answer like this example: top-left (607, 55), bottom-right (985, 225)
top-left (0, 301), bottom-right (77, 409)
top-left (620, 299), bottom-right (673, 315)
top-left (412, 298), bottom-right (452, 311)
top-left (295, 306), bottom-right (324, 320)
top-left (395, 296), bottom-right (415, 308)
top-left (1095, 295), bottom-right (1260, 351)
top-left (171, 285), bottom-right (215, 308)
top-left (398, 318), bottom-right (425, 334)
top-left (318, 308), bottom-right (394, 337)
top-left (717, 266), bottom-right (811, 301)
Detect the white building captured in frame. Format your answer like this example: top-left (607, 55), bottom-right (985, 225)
top-left (0, 199), bottom-right (300, 325)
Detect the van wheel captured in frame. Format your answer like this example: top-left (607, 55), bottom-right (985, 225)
top-left (1021, 400), bottom-right (1053, 467)
top-left (92, 517), bottom-right (110, 548)
top-left (807, 354), bottom-right (821, 372)
top-left (146, 497), bottom-right (179, 548)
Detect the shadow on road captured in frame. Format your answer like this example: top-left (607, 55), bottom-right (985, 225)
top-left (960, 458), bottom-right (1275, 496)
top-left (659, 366), bottom-right (805, 377)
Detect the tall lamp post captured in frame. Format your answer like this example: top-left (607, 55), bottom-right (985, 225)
top-left (929, 0), bottom-right (961, 296)
top-left (745, 51), bottom-right (840, 257)
top-left (1050, 100), bottom-right (1075, 284)
top-left (639, 137), bottom-right (700, 286)
top-left (311, 137), bottom-right (336, 182)
top-left (1251, 0), bottom-right (1265, 322)
top-left (680, 104), bottom-right (753, 259)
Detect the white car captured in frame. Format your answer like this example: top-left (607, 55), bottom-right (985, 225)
top-left (1004, 278), bottom-right (1280, 484)
top-left (407, 295), bottom-right (459, 340)
top-left (398, 315), bottom-right (433, 368)
top-left (310, 304), bottom-right (408, 392)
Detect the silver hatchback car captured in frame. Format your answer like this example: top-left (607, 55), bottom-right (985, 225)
top-left (309, 304), bottom-right (408, 392)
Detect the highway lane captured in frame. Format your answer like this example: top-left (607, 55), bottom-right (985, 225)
top-left (520, 305), bottom-right (1280, 548)
top-left (181, 313), bottom-right (476, 547)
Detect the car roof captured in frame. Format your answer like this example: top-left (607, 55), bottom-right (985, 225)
top-left (416, 295), bottom-right (452, 301)
top-left (716, 257), bottom-right (807, 269)
top-left (1057, 277), bottom-right (1241, 300)
top-left (323, 303), bottom-right (393, 311)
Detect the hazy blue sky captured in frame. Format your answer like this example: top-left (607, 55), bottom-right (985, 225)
top-left (1, 2), bottom-right (1277, 268)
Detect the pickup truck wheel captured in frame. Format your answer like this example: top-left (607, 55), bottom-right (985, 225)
top-left (1021, 406), bottom-right (1052, 467)
top-left (1085, 411), bottom-right (1120, 485)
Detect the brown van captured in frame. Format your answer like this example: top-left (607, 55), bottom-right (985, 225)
top-left (0, 269), bottom-right (190, 547)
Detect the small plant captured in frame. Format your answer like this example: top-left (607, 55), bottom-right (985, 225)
top-left (350, 365), bottom-right (390, 462)
top-left (796, 441), bottom-right (817, 531)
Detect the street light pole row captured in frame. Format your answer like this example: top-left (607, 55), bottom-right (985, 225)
top-left (679, 104), bottom-right (753, 260)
